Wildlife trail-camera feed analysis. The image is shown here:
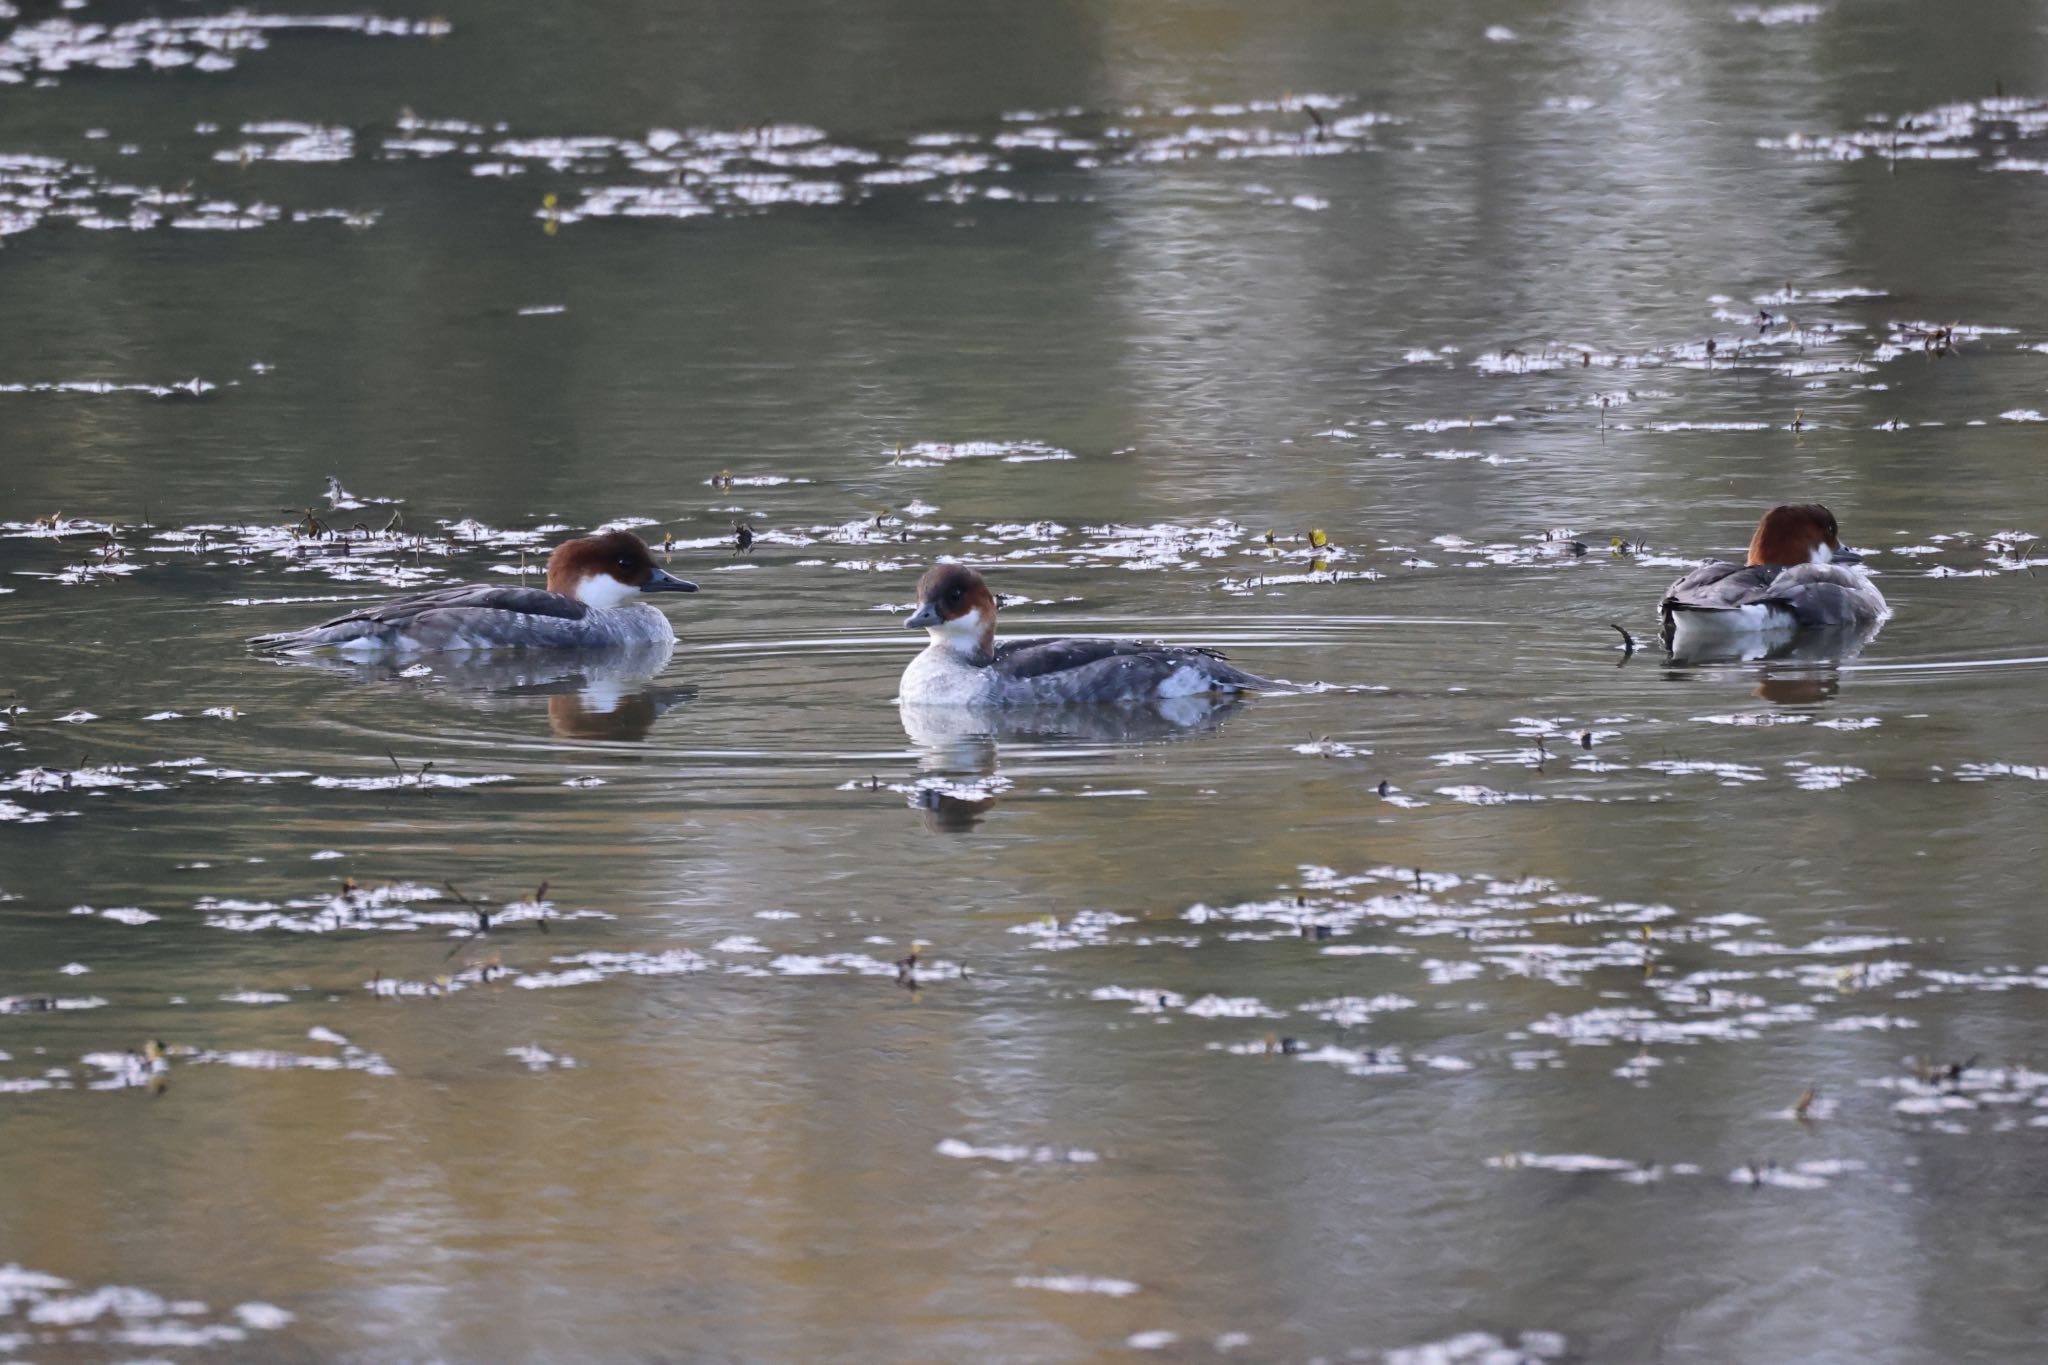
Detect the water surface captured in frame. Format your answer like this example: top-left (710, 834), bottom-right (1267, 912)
top-left (7, 1), bottom-right (2048, 1360)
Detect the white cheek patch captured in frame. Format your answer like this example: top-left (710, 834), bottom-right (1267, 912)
top-left (932, 606), bottom-right (986, 655)
top-left (1810, 542), bottom-right (1833, 565)
top-left (575, 574), bottom-right (638, 609)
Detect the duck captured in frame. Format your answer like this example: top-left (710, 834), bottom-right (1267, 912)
top-left (1659, 503), bottom-right (1887, 646)
top-left (249, 529), bottom-right (697, 653)
top-left (899, 563), bottom-right (1278, 704)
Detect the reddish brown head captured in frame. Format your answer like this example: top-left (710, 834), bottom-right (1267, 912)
top-left (904, 563), bottom-right (998, 661)
top-left (1746, 504), bottom-right (1858, 567)
top-left (546, 530), bottom-right (698, 606)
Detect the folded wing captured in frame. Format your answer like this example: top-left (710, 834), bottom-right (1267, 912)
top-left (992, 638), bottom-right (1273, 701)
top-left (1659, 561), bottom-right (1783, 615)
top-left (251, 584), bottom-right (588, 650)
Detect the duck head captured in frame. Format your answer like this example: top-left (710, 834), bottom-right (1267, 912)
top-left (905, 563), bottom-right (998, 662)
top-left (547, 530), bottom-right (699, 607)
top-left (1747, 503), bottom-right (1861, 567)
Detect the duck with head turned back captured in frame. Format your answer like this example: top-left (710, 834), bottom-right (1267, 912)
top-left (1659, 503), bottom-right (1888, 649)
top-left (249, 529), bottom-right (698, 654)
top-left (899, 563), bottom-right (1279, 705)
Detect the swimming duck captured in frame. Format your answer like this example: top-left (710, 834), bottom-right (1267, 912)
top-left (1660, 503), bottom-right (1887, 646)
top-left (899, 564), bottom-right (1277, 705)
top-left (250, 529), bottom-right (696, 653)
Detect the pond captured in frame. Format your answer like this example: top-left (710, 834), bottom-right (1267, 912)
top-left (5, 1), bottom-right (2048, 1360)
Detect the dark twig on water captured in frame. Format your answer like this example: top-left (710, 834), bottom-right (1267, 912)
top-left (1611, 624), bottom-right (1637, 657)
top-left (441, 881), bottom-right (490, 959)
top-left (386, 750), bottom-right (434, 789)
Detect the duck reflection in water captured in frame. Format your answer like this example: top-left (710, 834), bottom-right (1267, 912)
top-left (264, 642), bottom-right (691, 741)
top-left (1661, 622), bottom-right (1882, 706)
top-left (896, 694), bottom-right (1246, 832)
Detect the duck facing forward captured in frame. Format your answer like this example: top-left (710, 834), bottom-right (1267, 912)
top-left (1659, 503), bottom-right (1887, 646)
top-left (899, 564), bottom-right (1278, 705)
top-left (250, 529), bottom-right (697, 654)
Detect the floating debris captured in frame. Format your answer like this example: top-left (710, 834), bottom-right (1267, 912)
top-left (1, 11), bottom-right (450, 85)
top-left (0, 1261), bottom-right (296, 1351)
top-left (0, 149), bottom-right (370, 243)
top-left (1764, 94), bottom-right (2048, 172)
top-left (68, 905), bottom-right (160, 926)
top-left (935, 1138), bottom-right (1099, 1164)
top-left (1012, 1274), bottom-right (1139, 1297)
top-left (371, 96), bottom-right (1397, 229)
top-left (1730, 4), bottom-right (1825, 25)
top-left (1385, 1330), bottom-right (1568, 1365)
top-left (889, 439), bottom-right (1075, 468)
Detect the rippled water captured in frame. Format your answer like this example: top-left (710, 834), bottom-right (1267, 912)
top-left (7, 1), bottom-right (2048, 1361)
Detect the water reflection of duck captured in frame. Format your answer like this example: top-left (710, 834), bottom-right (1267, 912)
top-left (268, 643), bottom-right (691, 740)
top-left (543, 685), bottom-right (689, 741)
top-left (1663, 621), bottom-right (1881, 670)
top-left (895, 696), bottom-right (1244, 831)
top-left (899, 695), bottom-right (1246, 751)
top-left (910, 786), bottom-right (997, 833)
top-left (1661, 623), bottom-right (1882, 704)
top-left (1750, 674), bottom-right (1839, 706)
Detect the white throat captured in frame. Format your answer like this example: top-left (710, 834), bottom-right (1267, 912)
top-left (1809, 542), bottom-right (1833, 565)
top-left (574, 574), bottom-right (639, 609)
top-left (928, 606), bottom-right (990, 659)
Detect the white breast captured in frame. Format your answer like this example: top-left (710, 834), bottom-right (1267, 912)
top-left (582, 605), bottom-right (676, 649)
top-left (898, 644), bottom-right (993, 705)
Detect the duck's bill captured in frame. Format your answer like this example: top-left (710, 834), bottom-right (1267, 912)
top-left (645, 567), bottom-right (699, 593)
top-left (1832, 548), bottom-right (1864, 565)
top-left (904, 603), bottom-right (941, 629)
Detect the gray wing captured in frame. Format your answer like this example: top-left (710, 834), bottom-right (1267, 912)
top-left (1660, 561), bottom-right (1782, 613)
top-left (993, 638), bottom-right (1179, 679)
top-left (250, 584), bottom-right (586, 648)
top-left (1757, 564), bottom-right (1880, 628)
top-left (992, 638), bottom-right (1273, 700)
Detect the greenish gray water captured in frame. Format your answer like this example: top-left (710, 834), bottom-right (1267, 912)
top-left (6, 1), bottom-right (2048, 1360)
